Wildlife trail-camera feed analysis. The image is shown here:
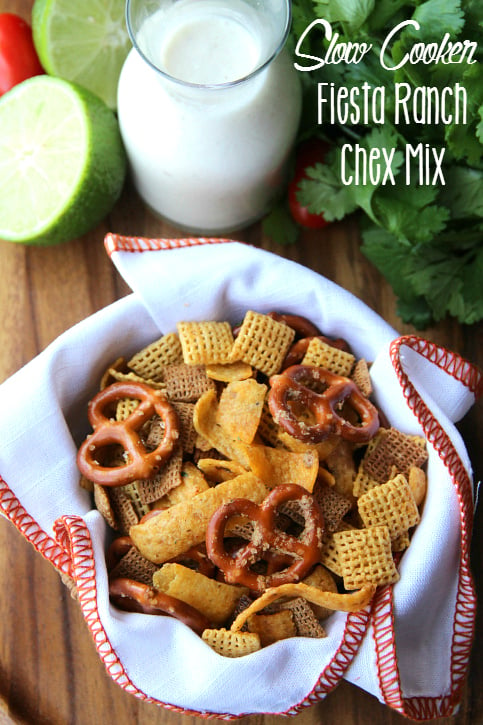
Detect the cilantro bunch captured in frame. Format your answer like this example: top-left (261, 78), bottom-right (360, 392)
top-left (278, 0), bottom-right (483, 328)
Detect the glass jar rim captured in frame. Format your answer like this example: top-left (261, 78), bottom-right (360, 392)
top-left (125, 0), bottom-right (292, 90)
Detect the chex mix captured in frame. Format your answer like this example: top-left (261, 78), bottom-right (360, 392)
top-left (77, 310), bottom-right (427, 657)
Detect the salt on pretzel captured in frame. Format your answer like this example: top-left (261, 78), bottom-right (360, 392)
top-left (77, 381), bottom-right (179, 486)
top-left (206, 483), bottom-right (324, 592)
top-left (268, 364), bottom-right (379, 444)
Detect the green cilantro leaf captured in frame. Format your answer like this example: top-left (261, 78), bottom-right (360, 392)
top-left (297, 158), bottom-right (358, 221)
top-left (359, 226), bottom-right (422, 311)
top-left (361, 223), bottom-right (483, 326)
top-left (475, 103), bottom-right (483, 156)
top-left (367, 0), bottom-right (418, 33)
top-left (287, 0), bottom-right (483, 325)
top-left (372, 184), bottom-right (450, 243)
top-left (411, 0), bottom-right (465, 41)
top-left (445, 122), bottom-right (483, 166)
top-left (408, 245), bottom-right (483, 324)
top-left (438, 166), bottom-right (483, 219)
top-left (453, 243), bottom-right (483, 323)
top-left (396, 297), bottom-right (435, 329)
top-left (262, 203), bottom-right (300, 245)
top-left (291, 0), bottom-right (319, 40)
top-left (313, 0), bottom-right (375, 31)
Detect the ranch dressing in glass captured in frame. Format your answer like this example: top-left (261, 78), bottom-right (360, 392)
top-left (117, 0), bottom-right (302, 233)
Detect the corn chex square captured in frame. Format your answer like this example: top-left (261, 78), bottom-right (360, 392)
top-left (177, 321), bottom-right (234, 365)
top-left (128, 333), bottom-right (183, 380)
top-left (229, 310), bottom-right (295, 376)
top-left (320, 530), bottom-right (347, 577)
top-left (357, 474), bottom-right (420, 541)
top-left (302, 338), bottom-right (355, 376)
top-left (333, 525), bottom-right (399, 589)
top-left (353, 462), bottom-right (381, 498)
top-left (116, 397), bottom-right (139, 420)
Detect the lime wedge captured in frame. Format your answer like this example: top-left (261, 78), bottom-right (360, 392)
top-left (32, 0), bottom-right (131, 110)
top-left (0, 76), bottom-right (126, 246)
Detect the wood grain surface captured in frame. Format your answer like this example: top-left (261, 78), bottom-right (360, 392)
top-left (0, 2), bottom-right (482, 723)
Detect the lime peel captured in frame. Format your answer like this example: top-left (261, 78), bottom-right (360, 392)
top-left (32, 0), bottom-right (131, 110)
top-left (0, 75), bottom-right (127, 246)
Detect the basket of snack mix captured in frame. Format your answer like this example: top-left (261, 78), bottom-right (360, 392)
top-left (0, 236), bottom-right (481, 719)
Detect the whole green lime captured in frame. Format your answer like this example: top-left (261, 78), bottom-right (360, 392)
top-left (0, 76), bottom-right (126, 246)
top-left (32, 0), bottom-right (131, 111)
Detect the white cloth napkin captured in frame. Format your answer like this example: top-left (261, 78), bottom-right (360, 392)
top-left (0, 237), bottom-right (479, 718)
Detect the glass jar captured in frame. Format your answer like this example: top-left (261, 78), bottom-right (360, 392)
top-left (117, 0), bottom-right (302, 234)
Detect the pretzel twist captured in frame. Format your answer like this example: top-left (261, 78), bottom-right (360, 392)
top-left (206, 483), bottom-right (324, 592)
top-left (268, 364), bottom-right (379, 444)
top-left (77, 381), bottom-right (179, 486)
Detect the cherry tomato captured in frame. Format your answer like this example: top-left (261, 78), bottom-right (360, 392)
top-left (288, 138), bottom-right (330, 230)
top-left (0, 13), bottom-right (44, 96)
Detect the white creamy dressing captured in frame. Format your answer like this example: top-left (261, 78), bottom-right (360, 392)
top-left (117, 0), bottom-right (301, 232)
top-left (160, 11), bottom-right (260, 84)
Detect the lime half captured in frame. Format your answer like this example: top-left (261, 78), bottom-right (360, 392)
top-left (0, 76), bottom-right (126, 246)
top-left (32, 0), bottom-right (131, 110)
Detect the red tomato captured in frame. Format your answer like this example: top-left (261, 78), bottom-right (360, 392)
top-left (0, 13), bottom-right (44, 96)
top-left (288, 139), bottom-right (330, 230)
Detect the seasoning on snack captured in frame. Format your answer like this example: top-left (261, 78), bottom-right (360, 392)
top-left (77, 381), bottom-right (179, 486)
top-left (268, 364), bottom-right (380, 444)
top-left (77, 310), bottom-right (428, 651)
top-left (206, 483), bottom-right (324, 592)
